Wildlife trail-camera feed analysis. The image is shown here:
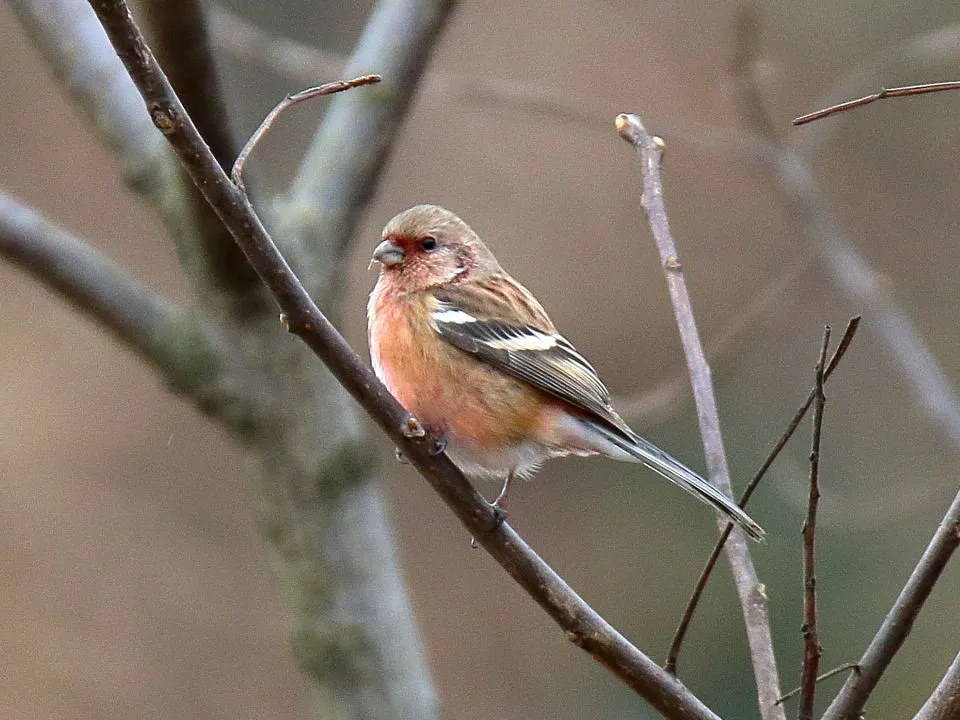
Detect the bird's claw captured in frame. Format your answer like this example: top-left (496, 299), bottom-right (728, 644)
top-left (394, 448), bottom-right (410, 464)
top-left (488, 498), bottom-right (508, 527)
top-left (429, 437), bottom-right (447, 456)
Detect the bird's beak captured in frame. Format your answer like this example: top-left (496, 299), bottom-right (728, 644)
top-left (371, 239), bottom-right (405, 267)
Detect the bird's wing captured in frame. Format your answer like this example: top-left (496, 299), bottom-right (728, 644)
top-left (429, 275), bottom-right (631, 436)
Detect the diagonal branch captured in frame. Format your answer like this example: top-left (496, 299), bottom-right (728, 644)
top-left (616, 112), bottom-right (786, 720)
top-left (664, 317), bottom-right (860, 676)
top-left (912, 651), bottom-right (960, 720)
top-left (820, 486), bottom-right (960, 719)
top-left (83, 2), bottom-right (723, 716)
top-left (277, 0), bottom-right (458, 311)
top-left (730, 12), bottom-right (960, 453)
top-left (0, 191), bottom-right (215, 394)
top-left (7, 0), bottom-right (264, 312)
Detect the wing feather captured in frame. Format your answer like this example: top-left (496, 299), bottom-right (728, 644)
top-left (429, 276), bottom-right (632, 437)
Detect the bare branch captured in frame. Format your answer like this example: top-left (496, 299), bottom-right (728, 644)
top-left (209, 3), bottom-right (613, 130)
top-left (83, 2), bottom-right (725, 716)
top-left (0, 192), bottom-right (214, 392)
top-left (820, 487), bottom-right (960, 719)
top-left (798, 326), bottom-right (830, 720)
top-left (616, 112), bottom-right (785, 720)
top-left (793, 22), bottom-right (960, 160)
top-left (912, 652), bottom-right (960, 720)
top-left (231, 76), bottom-right (382, 192)
top-left (793, 81), bottom-right (960, 126)
top-left (665, 318), bottom-right (860, 675)
top-left (7, 0), bottom-right (263, 311)
top-left (730, 13), bottom-right (960, 454)
top-left (277, 0), bottom-right (457, 309)
top-left (140, 0), bottom-right (263, 303)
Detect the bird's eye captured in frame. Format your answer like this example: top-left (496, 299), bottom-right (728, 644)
top-left (419, 236), bottom-right (438, 252)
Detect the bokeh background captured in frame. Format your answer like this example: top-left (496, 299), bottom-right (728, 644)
top-left (2, 1), bottom-right (960, 718)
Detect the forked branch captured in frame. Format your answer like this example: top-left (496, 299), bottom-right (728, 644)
top-left (82, 1), bottom-right (725, 715)
top-left (616, 112), bottom-right (785, 720)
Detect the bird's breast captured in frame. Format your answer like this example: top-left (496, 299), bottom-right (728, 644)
top-left (368, 286), bottom-right (544, 450)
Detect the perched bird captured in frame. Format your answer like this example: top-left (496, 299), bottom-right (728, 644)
top-left (367, 205), bottom-right (764, 541)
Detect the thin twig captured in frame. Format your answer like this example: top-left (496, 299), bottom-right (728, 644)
top-left (231, 76), bottom-right (381, 192)
top-left (793, 22), bottom-right (960, 160)
top-left (616, 112), bottom-right (784, 720)
top-left (776, 664), bottom-right (859, 706)
top-left (820, 486), bottom-right (960, 719)
top-left (0, 191), bottom-right (216, 392)
top-left (664, 317), bottom-right (860, 675)
top-left (912, 651), bottom-right (960, 720)
top-left (798, 326), bottom-right (830, 720)
top-left (83, 3), bottom-right (723, 716)
top-left (737, 30), bottom-right (960, 453)
top-left (793, 81), bottom-right (960, 125)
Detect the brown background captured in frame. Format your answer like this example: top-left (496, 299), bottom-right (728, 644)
top-left (2, 1), bottom-right (960, 718)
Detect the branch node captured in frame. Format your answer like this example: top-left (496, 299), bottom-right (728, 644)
top-left (148, 101), bottom-right (179, 133)
top-left (402, 415), bottom-right (427, 439)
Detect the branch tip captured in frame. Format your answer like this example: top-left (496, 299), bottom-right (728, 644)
top-left (231, 75), bottom-right (382, 191)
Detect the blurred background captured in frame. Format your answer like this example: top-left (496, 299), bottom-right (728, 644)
top-left (2, 1), bottom-right (959, 718)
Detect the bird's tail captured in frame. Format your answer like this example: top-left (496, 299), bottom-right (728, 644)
top-left (585, 419), bottom-right (765, 542)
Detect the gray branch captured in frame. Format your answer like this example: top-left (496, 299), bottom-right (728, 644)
top-left (276, 0), bottom-right (458, 310)
top-left (912, 651), bottom-right (960, 720)
top-left (617, 113), bottom-right (786, 720)
top-left (821, 487), bottom-right (960, 719)
top-left (8, 0), bottom-right (264, 311)
top-left (0, 191), bottom-right (215, 394)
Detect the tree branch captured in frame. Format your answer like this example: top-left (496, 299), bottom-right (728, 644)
top-left (7, 0), bottom-right (264, 312)
top-left (277, 0), bottom-right (458, 311)
top-left (208, 2), bottom-right (614, 129)
top-left (798, 327), bottom-right (830, 720)
top-left (616, 112), bottom-right (786, 720)
top-left (730, 11), bottom-right (960, 453)
top-left (141, 0), bottom-right (263, 304)
top-left (0, 192), bottom-right (216, 394)
top-left (820, 487), bottom-right (960, 719)
top-left (664, 317), bottom-right (859, 676)
top-left (83, 2), bottom-right (724, 716)
top-left (912, 651), bottom-right (960, 720)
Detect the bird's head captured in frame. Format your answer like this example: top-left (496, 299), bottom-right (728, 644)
top-left (371, 205), bottom-right (500, 291)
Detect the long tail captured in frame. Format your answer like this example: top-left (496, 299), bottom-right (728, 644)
top-left (586, 419), bottom-right (765, 542)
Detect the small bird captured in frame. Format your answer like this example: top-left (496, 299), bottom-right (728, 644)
top-left (367, 205), bottom-right (764, 541)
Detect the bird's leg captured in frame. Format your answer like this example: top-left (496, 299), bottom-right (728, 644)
top-left (488, 471), bottom-right (514, 526)
top-left (470, 471), bottom-right (514, 547)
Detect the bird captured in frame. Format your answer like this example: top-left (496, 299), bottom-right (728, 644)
top-left (367, 204), bottom-right (764, 541)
